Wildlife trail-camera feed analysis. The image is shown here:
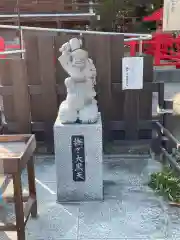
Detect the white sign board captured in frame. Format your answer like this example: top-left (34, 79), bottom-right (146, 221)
top-left (163, 0), bottom-right (180, 32)
top-left (122, 57), bottom-right (143, 90)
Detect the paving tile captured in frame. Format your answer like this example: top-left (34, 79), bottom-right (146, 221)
top-left (78, 196), bottom-right (169, 239)
top-left (1, 156), bottom-right (179, 240)
top-left (108, 198), bottom-right (168, 239)
top-left (26, 202), bottom-right (79, 240)
top-left (21, 164), bottom-right (57, 205)
top-left (34, 159), bottom-right (57, 183)
top-left (103, 159), bottom-right (149, 200)
top-left (0, 201), bottom-right (79, 240)
top-left (78, 158), bottom-right (168, 240)
top-left (78, 200), bottom-right (123, 239)
top-left (21, 161), bottom-right (79, 240)
top-left (23, 159), bottom-right (57, 184)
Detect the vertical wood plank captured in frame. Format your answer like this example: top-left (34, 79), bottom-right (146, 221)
top-left (0, 59), bottom-right (15, 123)
top-left (27, 156), bottom-right (37, 218)
top-left (124, 56), bottom-right (153, 140)
top-left (11, 59), bottom-right (31, 133)
top-left (110, 35), bottom-right (125, 122)
top-left (84, 34), bottom-right (112, 140)
top-left (83, 34), bottom-right (99, 102)
top-left (139, 56), bottom-right (153, 139)
top-left (124, 90), bottom-right (140, 140)
top-left (24, 34), bottom-right (43, 122)
top-left (38, 35), bottom-right (58, 122)
top-left (139, 56), bottom-right (153, 120)
top-left (110, 35), bottom-right (124, 83)
top-left (13, 173), bottom-right (25, 240)
top-left (38, 35), bottom-right (58, 148)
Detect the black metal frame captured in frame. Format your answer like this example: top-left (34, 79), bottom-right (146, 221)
top-left (151, 112), bottom-right (180, 174)
top-left (108, 80), bottom-right (165, 144)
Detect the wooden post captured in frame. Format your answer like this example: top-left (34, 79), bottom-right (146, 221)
top-left (0, 60), bottom-right (15, 125)
top-left (138, 56), bottom-right (154, 140)
top-left (110, 35), bottom-right (124, 140)
top-left (11, 59), bottom-right (31, 133)
top-left (37, 35), bottom-right (58, 151)
top-left (24, 33), bottom-right (58, 151)
top-left (124, 90), bottom-right (140, 140)
top-left (27, 156), bottom-right (37, 218)
top-left (13, 173), bottom-right (25, 240)
top-left (24, 34), bottom-right (43, 123)
top-left (0, 59), bottom-right (31, 134)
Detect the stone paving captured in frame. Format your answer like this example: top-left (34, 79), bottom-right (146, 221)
top-left (1, 155), bottom-right (180, 240)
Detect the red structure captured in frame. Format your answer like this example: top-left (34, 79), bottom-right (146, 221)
top-left (0, 37), bottom-right (21, 58)
top-left (126, 8), bottom-right (180, 68)
top-left (0, 37), bottom-right (5, 58)
top-left (126, 32), bottom-right (180, 68)
top-left (143, 8), bottom-right (163, 22)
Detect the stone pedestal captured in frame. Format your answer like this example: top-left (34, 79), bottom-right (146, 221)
top-left (54, 114), bottom-right (103, 202)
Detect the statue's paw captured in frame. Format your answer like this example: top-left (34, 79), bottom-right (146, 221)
top-left (58, 101), bottom-right (78, 123)
top-left (79, 103), bottom-right (98, 124)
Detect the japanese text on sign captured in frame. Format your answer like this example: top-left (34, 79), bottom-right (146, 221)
top-left (122, 57), bottom-right (143, 90)
top-left (71, 135), bottom-right (85, 182)
top-left (163, 0), bottom-right (180, 31)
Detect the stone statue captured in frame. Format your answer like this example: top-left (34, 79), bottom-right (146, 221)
top-left (58, 38), bottom-right (98, 124)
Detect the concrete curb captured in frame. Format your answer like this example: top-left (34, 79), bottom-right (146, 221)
top-left (154, 69), bottom-right (180, 82)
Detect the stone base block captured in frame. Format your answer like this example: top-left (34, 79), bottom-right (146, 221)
top-left (54, 114), bottom-right (103, 202)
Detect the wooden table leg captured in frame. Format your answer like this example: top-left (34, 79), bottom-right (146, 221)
top-left (27, 156), bottom-right (37, 218)
top-left (13, 173), bottom-right (25, 240)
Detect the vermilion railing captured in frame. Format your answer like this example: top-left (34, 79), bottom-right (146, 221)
top-left (125, 32), bottom-right (180, 68)
top-left (0, 37), bottom-right (5, 58)
top-left (0, 37), bottom-right (21, 58)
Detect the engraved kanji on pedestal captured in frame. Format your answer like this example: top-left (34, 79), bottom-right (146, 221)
top-left (71, 135), bottom-right (85, 182)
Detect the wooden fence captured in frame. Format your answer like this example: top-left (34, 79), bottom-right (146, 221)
top-left (0, 32), bottom-right (164, 151)
top-left (0, 0), bottom-right (96, 14)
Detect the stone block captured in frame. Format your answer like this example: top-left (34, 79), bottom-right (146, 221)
top-left (54, 114), bottom-right (103, 202)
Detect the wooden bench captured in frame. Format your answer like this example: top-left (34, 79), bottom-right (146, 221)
top-left (0, 134), bottom-right (37, 240)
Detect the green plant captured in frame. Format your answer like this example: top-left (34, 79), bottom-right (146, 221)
top-left (148, 166), bottom-right (180, 203)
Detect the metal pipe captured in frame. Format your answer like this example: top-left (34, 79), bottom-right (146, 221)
top-left (157, 108), bottom-right (173, 114)
top-left (139, 39), bottom-right (143, 55)
top-left (124, 36), bottom-right (152, 42)
top-left (0, 50), bottom-right (25, 55)
top-left (161, 147), bottom-right (180, 174)
top-left (0, 24), bottom-right (152, 37)
top-left (0, 13), bottom-right (96, 18)
top-left (156, 122), bottom-right (180, 148)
